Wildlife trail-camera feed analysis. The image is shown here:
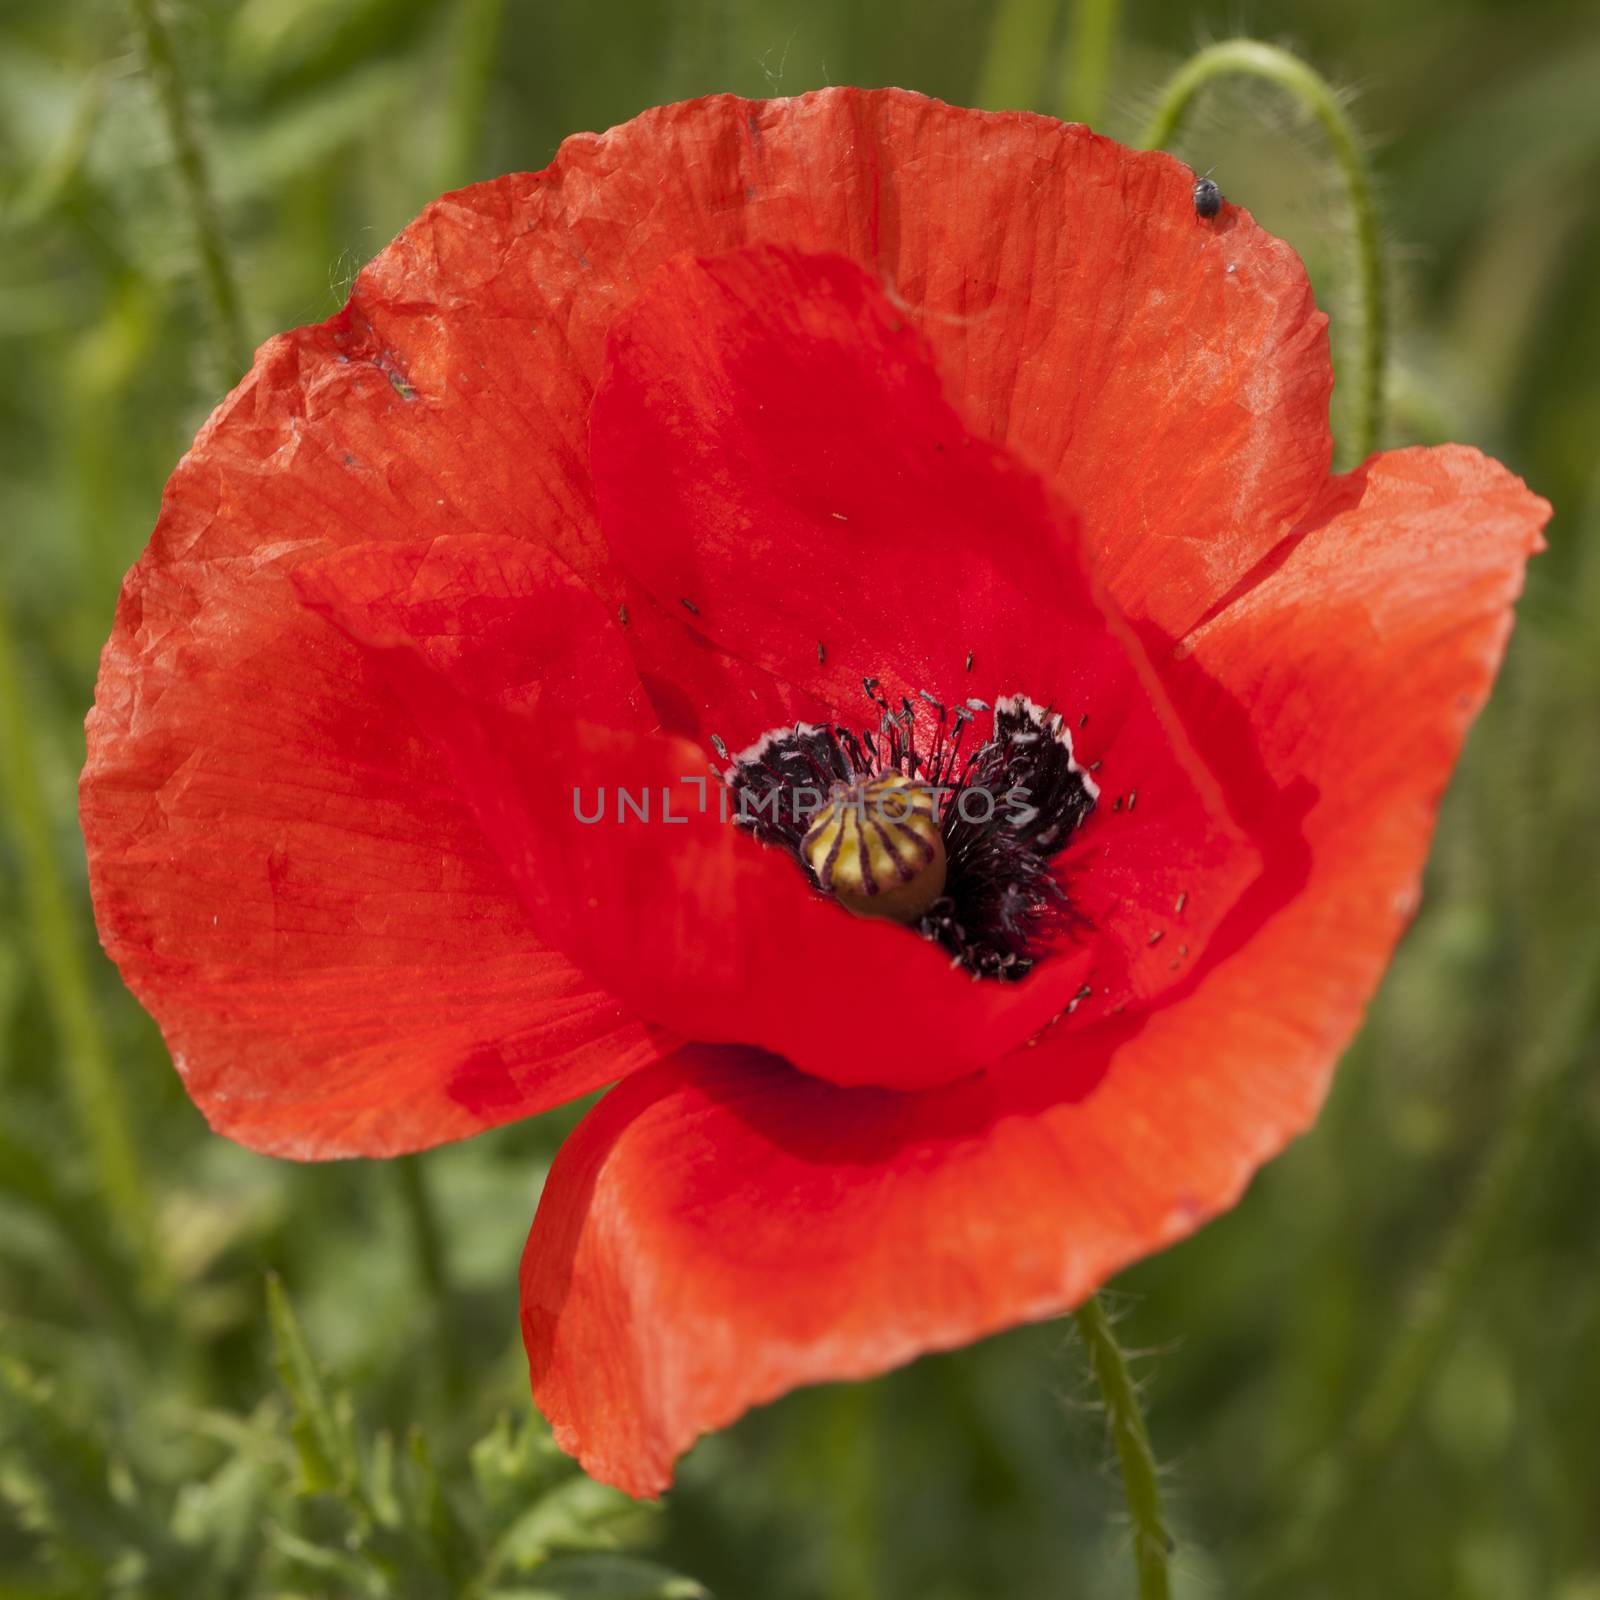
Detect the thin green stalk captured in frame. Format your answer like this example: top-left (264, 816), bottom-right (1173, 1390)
top-left (1139, 39), bottom-right (1387, 465)
top-left (1074, 1294), bottom-right (1172, 1600)
top-left (976, 0), bottom-right (1059, 110)
top-left (440, 0), bottom-right (507, 190)
top-left (824, 1384), bottom-right (879, 1600)
top-left (0, 601), bottom-right (162, 1296)
top-left (127, 0), bottom-right (250, 381)
top-left (395, 1155), bottom-right (464, 1397)
top-left (396, 1155), bottom-right (448, 1299)
top-left (1057, 0), bottom-right (1123, 126)
top-left (1254, 939), bottom-right (1600, 1588)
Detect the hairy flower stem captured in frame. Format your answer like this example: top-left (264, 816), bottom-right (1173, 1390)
top-left (0, 602), bottom-right (164, 1300)
top-left (1140, 39), bottom-right (1387, 465)
top-left (1058, 0), bottom-right (1124, 126)
top-left (127, 0), bottom-right (251, 381)
top-left (1074, 1294), bottom-right (1172, 1600)
top-left (1254, 939), bottom-right (1600, 1590)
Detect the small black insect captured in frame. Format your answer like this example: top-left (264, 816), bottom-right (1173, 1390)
top-left (1193, 172), bottom-right (1222, 219)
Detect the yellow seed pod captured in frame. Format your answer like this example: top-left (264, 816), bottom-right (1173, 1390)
top-left (800, 773), bottom-right (947, 924)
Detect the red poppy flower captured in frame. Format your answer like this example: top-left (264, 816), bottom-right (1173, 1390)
top-left (82, 88), bottom-right (1548, 1496)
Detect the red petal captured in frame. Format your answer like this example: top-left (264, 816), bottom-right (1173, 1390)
top-left (521, 1041), bottom-right (1270, 1499)
top-left (349, 90), bottom-right (1329, 637)
top-left (590, 240), bottom-right (1104, 719)
top-left (291, 535), bottom-right (654, 730)
top-left (83, 530), bottom-right (671, 1159)
top-left (520, 444), bottom-right (1545, 1495)
top-left (1169, 442), bottom-right (1551, 866)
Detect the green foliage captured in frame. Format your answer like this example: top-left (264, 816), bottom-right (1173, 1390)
top-left (1, 0), bottom-right (1598, 1597)
top-left (1, 1278), bottom-right (698, 1598)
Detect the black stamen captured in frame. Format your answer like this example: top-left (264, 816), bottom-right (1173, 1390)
top-left (724, 689), bottom-right (1097, 980)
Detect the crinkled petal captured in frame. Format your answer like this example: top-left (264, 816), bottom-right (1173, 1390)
top-left (83, 531), bottom-right (671, 1159)
top-left (352, 89), bottom-right (1331, 640)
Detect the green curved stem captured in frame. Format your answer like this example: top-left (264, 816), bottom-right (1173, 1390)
top-left (127, 0), bottom-right (251, 381)
top-left (1140, 39), bottom-right (1387, 465)
top-left (1074, 1294), bottom-right (1172, 1600)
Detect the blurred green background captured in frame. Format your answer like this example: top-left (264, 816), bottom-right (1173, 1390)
top-left (2, 1), bottom-right (1598, 1596)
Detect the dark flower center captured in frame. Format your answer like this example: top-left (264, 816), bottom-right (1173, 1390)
top-left (720, 685), bottom-right (1098, 980)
